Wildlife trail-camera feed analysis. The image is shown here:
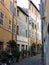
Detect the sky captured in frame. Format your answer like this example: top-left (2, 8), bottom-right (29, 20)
top-left (17, 0), bottom-right (40, 9)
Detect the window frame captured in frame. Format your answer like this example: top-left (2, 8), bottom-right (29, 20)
top-left (29, 3), bottom-right (31, 9)
top-left (0, 10), bottom-right (4, 26)
top-left (17, 25), bottom-right (19, 35)
top-left (32, 6), bottom-right (33, 12)
top-left (1, 0), bottom-right (5, 4)
top-left (8, 19), bottom-right (12, 31)
top-left (26, 30), bottom-right (27, 37)
top-left (13, 23), bottom-right (16, 33)
top-left (26, 17), bottom-right (28, 22)
top-left (32, 22), bottom-right (34, 29)
top-left (17, 9), bottom-right (19, 16)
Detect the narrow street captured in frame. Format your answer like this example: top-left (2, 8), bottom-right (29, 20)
top-left (14, 54), bottom-right (42, 65)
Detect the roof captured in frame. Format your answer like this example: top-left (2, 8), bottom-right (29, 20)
top-left (17, 6), bottom-right (28, 16)
top-left (29, 0), bottom-right (40, 13)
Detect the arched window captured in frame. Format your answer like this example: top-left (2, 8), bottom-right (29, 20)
top-left (17, 25), bottom-right (19, 35)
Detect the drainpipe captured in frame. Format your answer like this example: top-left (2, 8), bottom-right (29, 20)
top-left (12, 0), bottom-right (17, 42)
top-left (12, 0), bottom-right (14, 40)
top-left (28, 17), bottom-right (29, 50)
top-left (36, 23), bottom-right (37, 54)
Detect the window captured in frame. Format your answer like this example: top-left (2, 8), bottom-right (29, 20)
top-left (29, 3), bottom-right (31, 9)
top-left (9, 20), bottom-right (11, 24)
top-left (0, 11), bottom-right (4, 25)
top-left (26, 30), bottom-right (27, 37)
top-left (17, 9), bottom-right (19, 16)
top-left (10, 1), bottom-right (16, 16)
top-left (34, 24), bottom-right (36, 29)
top-left (13, 24), bottom-right (16, 33)
top-left (37, 23), bottom-right (39, 29)
top-left (8, 20), bottom-right (12, 30)
top-left (32, 22), bottom-right (34, 29)
top-left (17, 25), bottom-right (19, 35)
top-left (9, 26), bottom-right (11, 30)
top-left (26, 17), bottom-right (27, 22)
top-left (1, 0), bottom-right (4, 4)
top-left (32, 6), bottom-right (33, 12)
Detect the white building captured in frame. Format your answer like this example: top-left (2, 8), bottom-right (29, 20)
top-left (17, 6), bottom-right (29, 51)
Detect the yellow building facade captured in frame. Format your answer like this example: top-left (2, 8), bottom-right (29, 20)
top-left (29, 0), bottom-right (41, 44)
top-left (0, 0), bottom-right (17, 50)
top-left (28, 0), bottom-right (42, 52)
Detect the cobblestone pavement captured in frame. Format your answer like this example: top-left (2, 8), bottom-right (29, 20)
top-left (14, 54), bottom-right (42, 65)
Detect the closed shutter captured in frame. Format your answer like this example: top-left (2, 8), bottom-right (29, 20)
top-left (10, 1), bottom-right (16, 16)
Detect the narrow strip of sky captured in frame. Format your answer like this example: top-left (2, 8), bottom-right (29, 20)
top-left (17, 0), bottom-right (40, 9)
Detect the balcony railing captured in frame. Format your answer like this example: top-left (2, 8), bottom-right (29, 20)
top-left (17, 35), bottom-right (28, 43)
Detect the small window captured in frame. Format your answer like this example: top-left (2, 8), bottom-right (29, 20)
top-left (32, 6), bottom-right (33, 12)
top-left (9, 20), bottom-right (11, 24)
top-left (9, 25), bottom-right (11, 30)
top-left (26, 30), bottom-right (27, 37)
top-left (29, 3), bottom-right (31, 9)
top-left (13, 24), bottom-right (16, 33)
top-left (17, 25), bottom-right (19, 35)
top-left (26, 17), bottom-right (27, 22)
top-left (35, 24), bottom-right (36, 29)
top-left (17, 9), bottom-right (19, 16)
top-left (0, 11), bottom-right (4, 25)
top-left (32, 22), bottom-right (34, 29)
top-left (8, 19), bottom-right (12, 30)
top-left (1, 0), bottom-right (4, 4)
top-left (37, 23), bottom-right (39, 29)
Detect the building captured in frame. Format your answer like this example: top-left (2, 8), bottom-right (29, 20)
top-left (40, 0), bottom-right (49, 65)
top-left (45, 0), bottom-right (49, 64)
top-left (0, 0), bottom-right (42, 54)
top-left (0, 0), bottom-right (17, 50)
top-left (17, 6), bottom-right (29, 51)
top-left (28, 0), bottom-right (42, 53)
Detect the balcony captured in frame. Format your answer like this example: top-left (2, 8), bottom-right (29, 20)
top-left (17, 35), bottom-right (28, 44)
